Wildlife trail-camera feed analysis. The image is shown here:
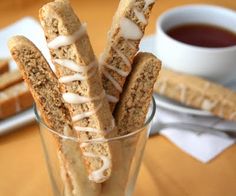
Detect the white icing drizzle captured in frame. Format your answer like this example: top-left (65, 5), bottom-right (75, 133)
top-left (101, 69), bottom-right (122, 92)
top-left (80, 142), bottom-right (89, 148)
top-left (50, 25), bottom-right (113, 184)
top-left (59, 70), bottom-right (92, 83)
top-left (126, 39), bottom-right (136, 50)
top-left (120, 17), bottom-right (143, 40)
top-left (99, 3), bottom-right (150, 98)
top-left (83, 152), bottom-right (110, 183)
top-left (106, 94), bottom-right (119, 103)
top-left (176, 84), bottom-right (186, 103)
top-left (194, 82), bottom-right (210, 104)
top-left (63, 91), bottom-right (105, 104)
top-left (63, 125), bottom-right (72, 136)
top-left (201, 99), bottom-right (217, 111)
top-left (54, 59), bottom-right (96, 73)
top-left (110, 118), bottom-right (115, 130)
top-left (158, 78), bottom-right (167, 95)
top-left (144, 0), bottom-right (155, 10)
top-left (133, 8), bottom-right (147, 24)
top-left (112, 46), bottom-right (131, 67)
top-left (104, 63), bottom-right (129, 77)
top-left (75, 121), bottom-right (114, 134)
top-left (74, 126), bottom-right (103, 133)
top-left (48, 23), bottom-right (87, 49)
top-left (99, 46), bottom-right (130, 94)
top-left (218, 92), bottom-right (233, 118)
top-left (72, 102), bottom-right (103, 122)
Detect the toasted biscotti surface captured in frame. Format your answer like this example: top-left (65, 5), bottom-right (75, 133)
top-left (154, 68), bottom-right (236, 121)
top-left (100, 0), bottom-right (156, 111)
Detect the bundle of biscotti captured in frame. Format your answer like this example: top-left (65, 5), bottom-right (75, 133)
top-left (8, 0), bottom-right (159, 195)
top-left (0, 69), bottom-right (33, 119)
top-left (154, 68), bottom-right (236, 121)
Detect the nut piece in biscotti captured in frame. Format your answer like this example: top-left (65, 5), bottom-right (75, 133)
top-left (39, 0), bottom-right (115, 183)
top-left (99, 0), bottom-right (156, 111)
top-left (154, 68), bottom-right (236, 122)
top-left (8, 35), bottom-right (101, 196)
top-left (0, 60), bottom-right (9, 74)
top-left (0, 69), bottom-right (23, 90)
top-left (102, 52), bottom-right (161, 196)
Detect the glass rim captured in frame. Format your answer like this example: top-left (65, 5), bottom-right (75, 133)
top-left (34, 97), bottom-right (156, 143)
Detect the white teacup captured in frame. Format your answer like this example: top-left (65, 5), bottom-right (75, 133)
top-left (156, 4), bottom-right (236, 83)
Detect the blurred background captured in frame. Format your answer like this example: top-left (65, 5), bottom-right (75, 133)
top-left (1, 0), bottom-right (235, 55)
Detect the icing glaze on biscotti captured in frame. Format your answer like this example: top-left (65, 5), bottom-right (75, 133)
top-left (8, 36), bottom-right (101, 196)
top-left (154, 68), bottom-right (236, 121)
top-left (39, 0), bottom-right (116, 183)
top-left (99, 0), bottom-right (156, 111)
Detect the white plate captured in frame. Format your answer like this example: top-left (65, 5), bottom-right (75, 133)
top-left (140, 35), bottom-right (236, 116)
top-left (0, 17), bottom-right (51, 135)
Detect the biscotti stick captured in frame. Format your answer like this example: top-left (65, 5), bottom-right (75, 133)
top-left (102, 52), bottom-right (161, 196)
top-left (8, 36), bottom-right (101, 196)
top-left (99, 0), bottom-right (156, 111)
top-left (0, 70), bottom-right (23, 90)
top-left (0, 60), bottom-right (9, 74)
top-left (115, 52), bottom-right (161, 134)
top-left (39, 0), bottom-right (116, 182)
top-left (154, 68), bottom-right (236, 121)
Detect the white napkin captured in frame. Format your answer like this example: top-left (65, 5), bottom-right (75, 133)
top-left (151, 106), bottom-right (236, 163)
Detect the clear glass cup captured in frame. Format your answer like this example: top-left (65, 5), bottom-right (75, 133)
top-left (34, 98), bottom-right (156, 196)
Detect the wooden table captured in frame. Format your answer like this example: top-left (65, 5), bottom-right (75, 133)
top-left (1, 0), bottom-right (236, 196)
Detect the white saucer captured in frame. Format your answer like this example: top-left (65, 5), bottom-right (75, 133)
top-left (140, 35), bottom-right (236, 117)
